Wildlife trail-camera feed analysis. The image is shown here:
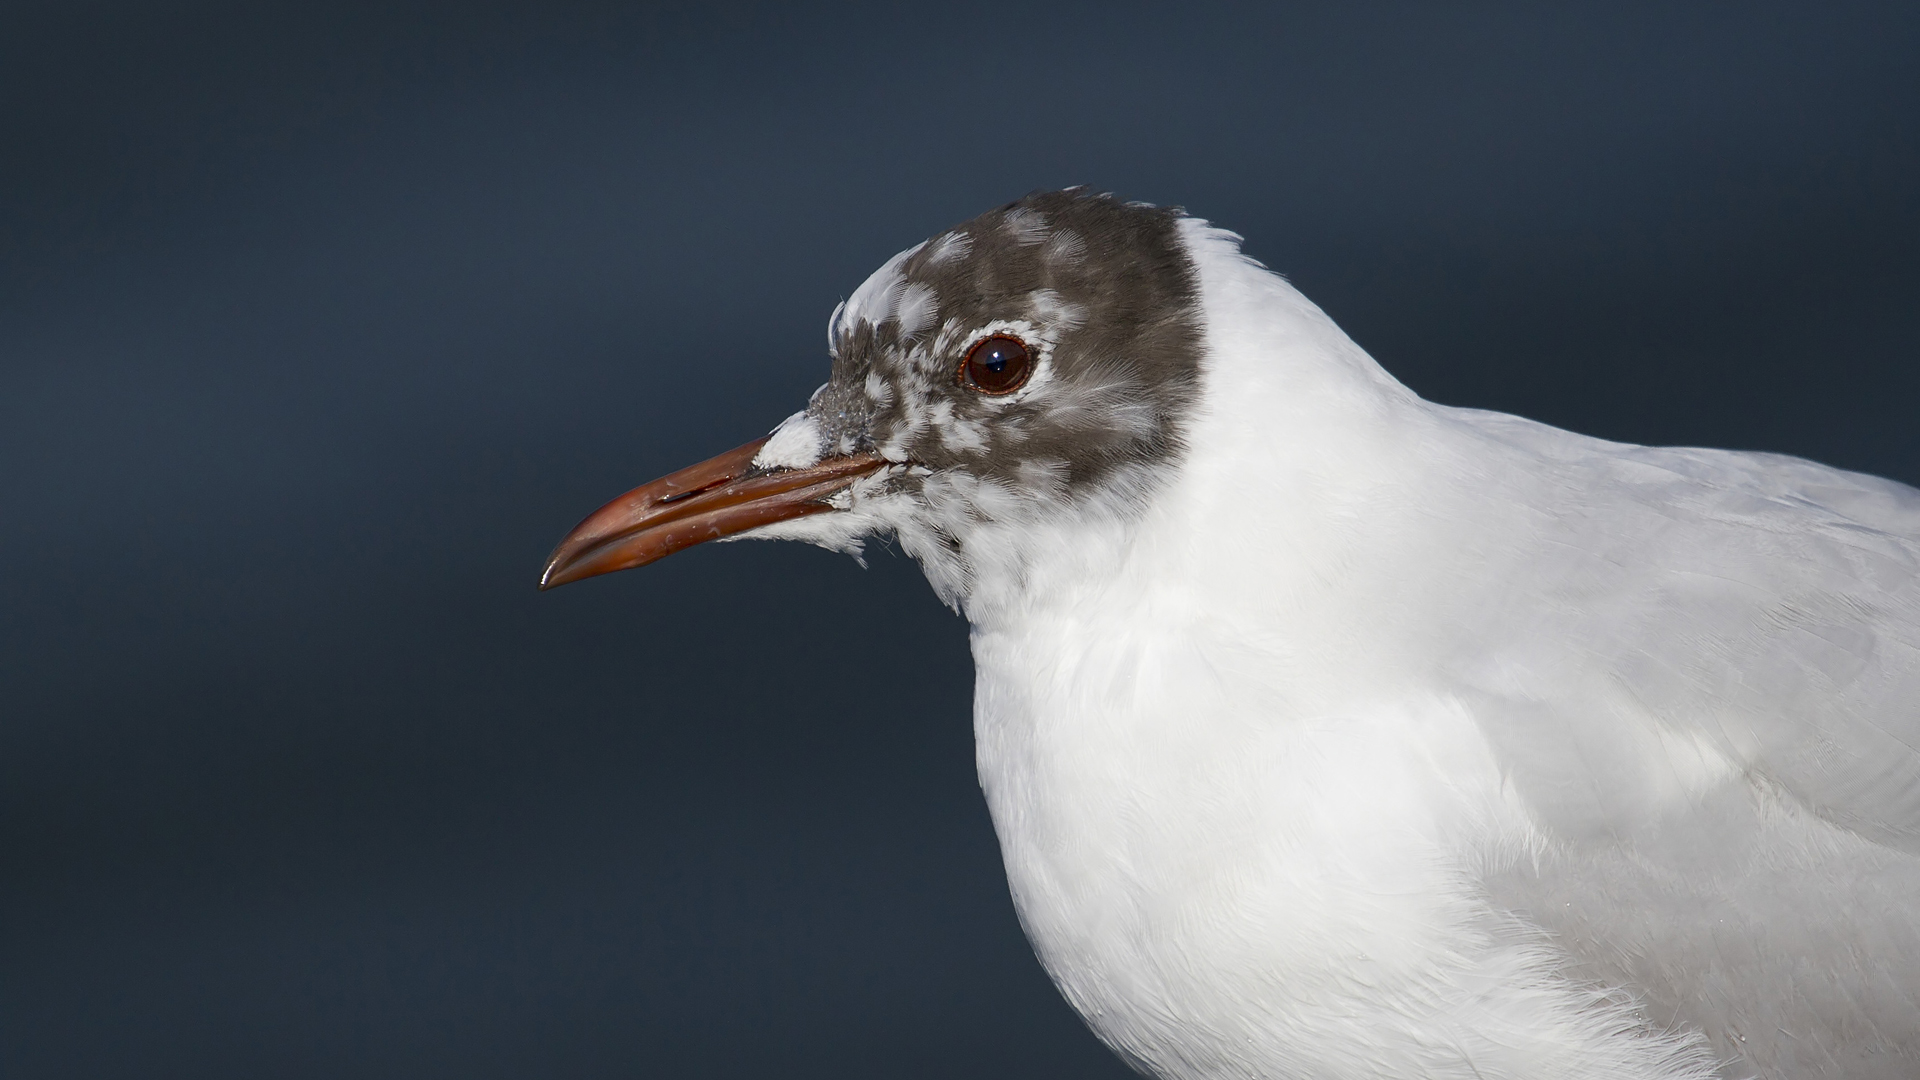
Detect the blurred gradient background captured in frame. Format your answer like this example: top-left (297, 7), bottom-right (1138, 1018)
top-left (3, 2), bottom-right (1916, 1076)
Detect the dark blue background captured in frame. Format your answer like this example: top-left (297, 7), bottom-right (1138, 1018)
top-left (3, 3), bottom-right (1916, 1076)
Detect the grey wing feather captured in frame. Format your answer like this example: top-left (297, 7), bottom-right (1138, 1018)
top-left (1451, 407), bottom-right (1920, 848)
top-left (1441, 408), bottom-right (1920, 1077)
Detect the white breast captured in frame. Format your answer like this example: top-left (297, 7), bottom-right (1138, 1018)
top-left (962, 222), bottom-right (1727, 1080)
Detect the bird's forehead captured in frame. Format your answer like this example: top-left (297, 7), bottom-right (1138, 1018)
top-left (828, 198), bottom-right (1102, 360)
top-left (834, 242), bottom-right (926, 345)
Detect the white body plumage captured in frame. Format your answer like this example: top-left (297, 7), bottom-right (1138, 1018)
top-left (962, 222), bottom-right (1918, 1078)
top-left (549, 193), bottom-right (1920, 1079)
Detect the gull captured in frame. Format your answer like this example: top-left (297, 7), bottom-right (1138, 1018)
top-left (538, 190), bottom-right (1920, 1079)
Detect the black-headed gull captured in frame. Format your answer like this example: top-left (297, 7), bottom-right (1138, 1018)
top-left (541, 190), bottom-right (1920, 1079)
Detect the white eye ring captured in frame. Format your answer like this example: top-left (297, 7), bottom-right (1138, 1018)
top-left (953, 319), bottom-right (1054, 404)
top-left (958, 334), bottom-right (1034, 395)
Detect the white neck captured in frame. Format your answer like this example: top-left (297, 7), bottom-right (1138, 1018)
top-left (960, 217), bottom-right (1436, 643)
top-left (960, 222), bottom-right (1714, 1080)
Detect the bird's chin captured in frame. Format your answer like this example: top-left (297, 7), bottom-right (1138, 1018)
top-left (725, 499), bottom-right (885, 563)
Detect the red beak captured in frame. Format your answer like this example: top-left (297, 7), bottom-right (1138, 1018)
top-left (538, 437), bottom-right (888, 590)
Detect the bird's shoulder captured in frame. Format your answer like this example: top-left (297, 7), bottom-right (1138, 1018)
top-left (1433, 405), bottom-right (1920, 851)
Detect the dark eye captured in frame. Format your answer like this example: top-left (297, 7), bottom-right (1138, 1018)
top-left (960, 334), bottom-right (1033, 395)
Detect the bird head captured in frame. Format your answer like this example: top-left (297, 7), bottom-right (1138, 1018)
top-left (538, 190), bottom-right (1207, 615)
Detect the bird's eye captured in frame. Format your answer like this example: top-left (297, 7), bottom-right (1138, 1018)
top-left (960, 334), bottom-right (1033, 395)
